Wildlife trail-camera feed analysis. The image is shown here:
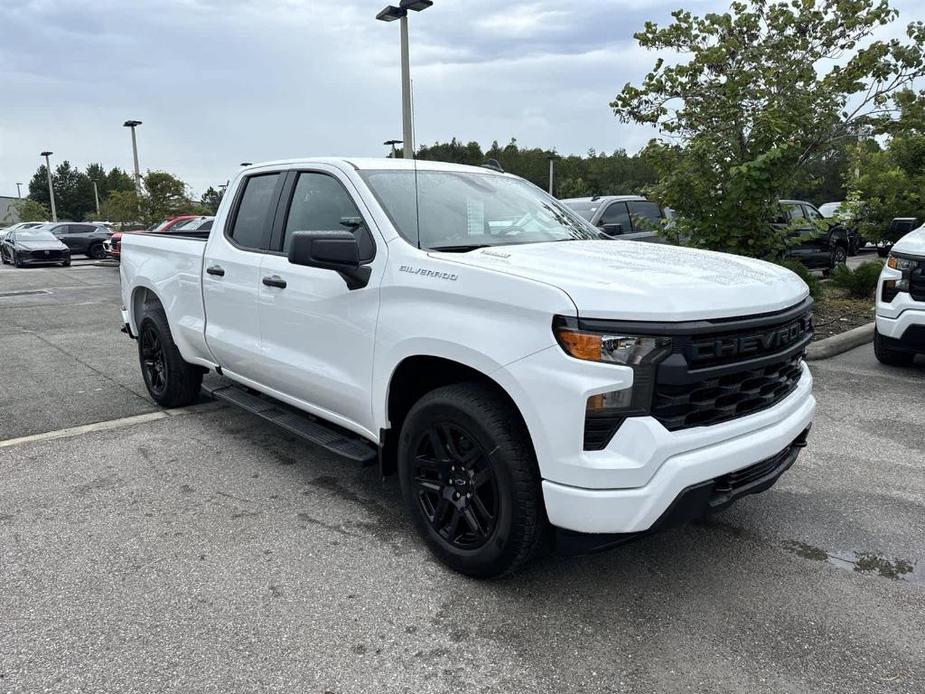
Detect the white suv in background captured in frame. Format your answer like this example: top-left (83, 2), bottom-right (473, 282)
top-left (876, 224), bottom-right (925, 365)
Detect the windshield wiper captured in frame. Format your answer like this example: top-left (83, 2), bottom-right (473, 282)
top-left (428, 244), bottom-right (492, 253)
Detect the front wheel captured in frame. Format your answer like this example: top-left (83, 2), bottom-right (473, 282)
top-left (833, 245), bottom-right (848, 265)
top-left (13, 252), bottom-right (23, 268)
top-left (137, 308), bottom-right (203, 407)
top-left (398, 383), bottom-right (546, 578)
top-left (88, 243), bottom-right (106, 259)
top-left (874, 328), bottom-right (914, 367)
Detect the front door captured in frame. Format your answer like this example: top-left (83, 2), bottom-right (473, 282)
top-left (256, 168), bottom-right (382, 435)
top-left (202, 171), bottom-right (284, 380)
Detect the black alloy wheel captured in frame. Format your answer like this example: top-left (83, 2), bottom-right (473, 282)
top-left (140, 323), bottom-right (168, 399)
top-left (88, 243), bottom-right (107, 259)
top-left (411, 421), bottom-right (499, 549)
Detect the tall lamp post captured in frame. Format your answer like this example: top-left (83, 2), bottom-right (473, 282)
top-left (376, 0), bottom-right (433, 160)
top-left (91, 181), bottom-right (101, 215)
top-left (547, 154), bottom-right (559, 196)
top-left (384, 139), bottom-right (403, 157)
top-left (123, 120), bottom-right (143, 196)
top-left (40, 151), bottom-right (57, 222)
top-left (16, 183), bottom-right (23, 198)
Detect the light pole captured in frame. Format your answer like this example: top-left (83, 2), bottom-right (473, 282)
top-left (123, 120), bottom-right (143, 196)
top-left (384, 139), bottom-right (403, 157)
top-left (40, 151), bottom-right (57, 222)
top-left (16, 183), bottom-right (23, 198)
top-left (547, 154), bottom-right (559, 196)
top-left (376, 1), bottom-right (433, 160)
top-left (92, 181), bottom-right (101, 215)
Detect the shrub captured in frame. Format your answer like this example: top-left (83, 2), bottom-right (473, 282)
top-left (829, 261), bottom-right (884, 299)
top-left (778, 260), bottom-right (822, 300)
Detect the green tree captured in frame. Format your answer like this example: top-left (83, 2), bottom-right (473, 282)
top-left (139, 171), bottom-right (196, 225)
top-left (200, 186), bottom-right (224, 214)
top-left (100, 190), bottom-right (141, 227)
top-left (612, 0), bottom-right (925, 258)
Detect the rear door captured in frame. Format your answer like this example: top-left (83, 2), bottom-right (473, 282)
top-left (202, 171), bottom-right (285, 380)
top-left (625, 200), bottom-right (665, 243)
top-left (597, 201), bottom-right (631, 237)
top-left (800, 204), bottom-right (833, 267)
top-left (255, 166), bottom-right (383, 434)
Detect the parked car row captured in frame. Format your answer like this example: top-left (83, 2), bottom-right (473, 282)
top-left (561, 195), bottom-right (851, 275)
top-left (105, 215), bottom-right (214, 261)
top-left (0, 221), bottom-right (117, 267)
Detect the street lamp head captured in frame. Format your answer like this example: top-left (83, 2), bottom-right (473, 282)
top-left (376, 5), bottom-right (406, 21)
top-left (40, 151), bottom-right (53, 157)
top-left (383, 139), bottom-right (403, 146)
top-left (123, 120), bottom-right (142, 128)
top-left (400, 0), bottom-right (433, 10)
top-left (240, 162), bottom-right (253, 167)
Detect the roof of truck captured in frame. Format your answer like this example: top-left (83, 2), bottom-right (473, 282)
top-left (240, 158), bottom-right (512, 175)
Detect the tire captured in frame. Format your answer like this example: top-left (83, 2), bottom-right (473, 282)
top-left (0, 249), bottom-right (7, 265)
top-left (833, 244), bottom-right (848, 265)
top-left (398, 383), bottom-right (546, 578)
top-left (13, 252), bottom-right (23, 268)
top-left (61, 260), bottom-right (71, 267)
top-left (137, 307), bottom-right (203, 407)
top-left (874, 328), bottom-right (914, 367)
top-left (87, 243), bottom-right (106, 260)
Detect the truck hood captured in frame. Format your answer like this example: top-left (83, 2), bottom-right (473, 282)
top-left (892, 225), bottom-right (925, 257)
top-left (441, 240), bottom-right (809, 321)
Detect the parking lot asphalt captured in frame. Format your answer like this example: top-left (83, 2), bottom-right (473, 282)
top-left (1, 263), bottom-right (924, 693)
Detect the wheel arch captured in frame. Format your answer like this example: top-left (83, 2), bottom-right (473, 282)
top-left (380, 355), bottom-right (535, 477)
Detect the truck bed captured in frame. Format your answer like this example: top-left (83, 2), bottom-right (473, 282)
top-left (120, 231), bottom-right (213, 367)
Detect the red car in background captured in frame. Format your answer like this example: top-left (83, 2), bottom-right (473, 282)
top-left (106, 215), bottom-right (203, 261)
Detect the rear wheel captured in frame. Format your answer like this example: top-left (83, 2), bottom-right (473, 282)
top-left (88, 243), bottom-right (106, 259)
top-left (874, 328), bottom-right (914, 367)
top-left (137, 308), bottom-right (203, 407)
top-left (398, 383), bottom-right (546, 578)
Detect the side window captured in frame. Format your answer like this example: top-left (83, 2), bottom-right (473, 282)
top-left (228, 173), bottom-right (281, 250)
top-left (282, 172), bottom-right (375, 261)
top-left (786, 204), bottom-right (805, 222)
top-left (51, 225), bottom-right (67, 235)
top-left (599, 202), bottom-right (630, 232)
top-left (803, 205), bottom-right (823, 222)
top-left (74, 224), bottom-right (96, 233)
top-left (626, 200), bottom-right (662, 231)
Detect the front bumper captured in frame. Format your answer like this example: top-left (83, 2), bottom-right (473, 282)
top-left (556, 427), bottom-right (809, 553)
top-left (876, 268), bottom-right (925, 350)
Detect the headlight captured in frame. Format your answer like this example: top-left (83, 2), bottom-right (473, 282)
top-left (554, 327), bottom-right (672, 366)
top-left (553, 318), bottom-right (673, 450)
top-left (887, 254), bottom-right (916, 272)
top-left (883, 254), bottom-right (917, 301)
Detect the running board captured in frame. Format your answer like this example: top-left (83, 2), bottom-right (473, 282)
top-left (202, 381), bottom-right (378, 465)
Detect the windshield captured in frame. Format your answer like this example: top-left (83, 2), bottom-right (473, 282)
top-left (818, 203), bottom-right (841, 218)
top-left (359, 170), bottom-right (602, 250)
top-left (561, 201), bottom-right (600, 221)
top-left (17, 230), bottom-right (57, 242)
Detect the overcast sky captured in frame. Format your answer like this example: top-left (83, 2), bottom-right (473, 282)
top-left (1, 0), bottom-right (922, 199)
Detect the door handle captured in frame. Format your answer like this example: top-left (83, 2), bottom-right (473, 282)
top-left (206, 265), bottom-right (225, 277)
top-left (262, 275), bottom-right (287, 289)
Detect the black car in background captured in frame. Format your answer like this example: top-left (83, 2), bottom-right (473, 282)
top-left (877, 217), bottom-right (920, 257)
top-left (776, 200), bottom-right (850, 274)
top-left (40, 222), bottom-right (112, 259)
top-left (0, 229), bottom-right (70, 267)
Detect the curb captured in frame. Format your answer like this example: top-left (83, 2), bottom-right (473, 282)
top-left (806, 322), bottom-right (875, 361)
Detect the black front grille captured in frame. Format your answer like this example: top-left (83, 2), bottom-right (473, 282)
top-left (653, 352), bottom-right (804, 430)
top-left (910, 262), bottom-right (925, 302)
top-left (650, 302), bottom-right (812, 432)
top-left (714, 444), bottom-right (794, 495)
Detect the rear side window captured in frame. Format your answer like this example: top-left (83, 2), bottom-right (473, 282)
top-left (282, 172), bottom-right (375, 261)
top-left (228, 174), bottom-right (281, 250)
top-left (786, 204), bottom-right (805, 221)
top-left (626, 201), bottom-right (662, 230)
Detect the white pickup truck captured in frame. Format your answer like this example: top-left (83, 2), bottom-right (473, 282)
top-left (875, 224), bottom-right (925, 364)
top-left (120, 158), bottom-right (816, 577)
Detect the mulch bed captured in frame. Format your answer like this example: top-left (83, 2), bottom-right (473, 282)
top-left (811, 286), bottom-right (876, 341)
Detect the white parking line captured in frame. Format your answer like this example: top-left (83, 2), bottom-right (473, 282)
top-left (0, 403), bottom-right (221, 449)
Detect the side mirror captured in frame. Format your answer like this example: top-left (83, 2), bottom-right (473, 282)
top-left (599, 222), bottom-right (623, 237)
top-left (288, 230), bottom-right (371, 290)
